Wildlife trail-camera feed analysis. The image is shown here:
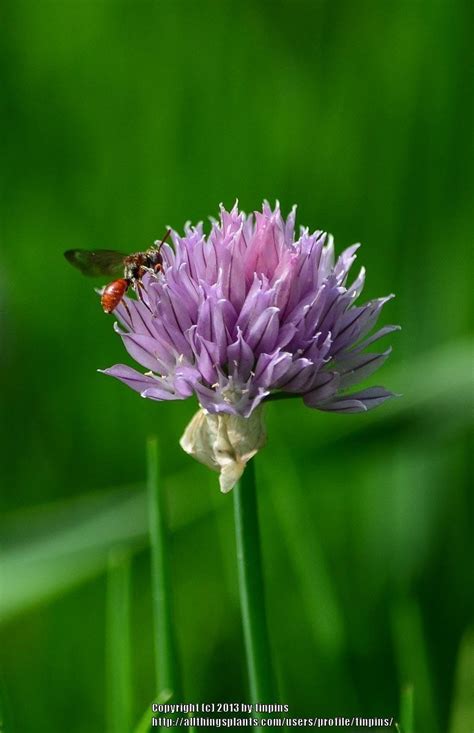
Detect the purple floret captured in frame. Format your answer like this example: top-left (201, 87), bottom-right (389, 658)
top-left (102, 202), bottom-right (398, 417)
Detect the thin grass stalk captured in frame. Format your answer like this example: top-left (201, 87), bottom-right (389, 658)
top-left (147, 436), bottom-right (181, 703)
top-left (107, 550), bottom-right (133, 733)
top-left (400, 684), bottom-right (414, 733)
top-left (233, 459), bottom-right (276, 710)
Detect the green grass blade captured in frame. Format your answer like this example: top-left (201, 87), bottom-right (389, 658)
top-left (132, 690), bottom-right (173, 733)
top-left (399, 684), bottom-right (414, 733)
top-left (449, 629), bottom-right (474, 733)
top-left (133, 705), bottom-right (154, 733)
top-left (391, 599), bottom-right (438, 733)
top-left (0, 475), bottom-right (214, 623)
top-left (147, 436), bottom-right (181, 702)
top-left (107, 549), bottom-right (133, 733)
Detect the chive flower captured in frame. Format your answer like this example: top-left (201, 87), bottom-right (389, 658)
top-left (102, 202), bottom-right (398, 491)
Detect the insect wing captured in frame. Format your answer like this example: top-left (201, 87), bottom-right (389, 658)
top-left (64, 249), bottom-right (126, 277)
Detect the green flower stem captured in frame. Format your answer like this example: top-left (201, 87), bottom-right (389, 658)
top-left (233, 459), bottom-right (276, 707)
top-left (107, 550), bottom-right (133, 733)
top-left (147, 437), bottom-right (181, 703)
top-left (399, 684), bottom-right (414, 733)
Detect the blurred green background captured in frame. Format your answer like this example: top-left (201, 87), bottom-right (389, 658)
top-left (1, 1), bottom-right (472, 731)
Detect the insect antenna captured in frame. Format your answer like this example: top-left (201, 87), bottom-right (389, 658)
top-left (154, 228), bottom-right (172, 252)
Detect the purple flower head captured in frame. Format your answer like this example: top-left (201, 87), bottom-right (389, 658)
top-left (102, 202), bottom-right (398, 418)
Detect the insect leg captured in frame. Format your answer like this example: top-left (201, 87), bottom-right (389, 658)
top-left (118, 297), bottom-right (132, 322)
top-left (135, 279), bottom-right (153, 313)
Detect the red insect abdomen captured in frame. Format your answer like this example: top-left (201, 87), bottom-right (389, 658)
top-left (101, 278), bottom-right (129, 313)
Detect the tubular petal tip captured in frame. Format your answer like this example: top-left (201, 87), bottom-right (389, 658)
top-left (97, 201), bottom-right (397, 457)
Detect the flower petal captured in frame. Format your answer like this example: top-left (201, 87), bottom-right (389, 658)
top-left (227, 328), bottom-right (255, 382)
top-left (332, 296), bottom-right (394, 353)
top-left (114, 297), bottom-right (156, 337)
top-left (349, 324), bottom-right (401, 353)
top-left (302, 371), bottom-right (340, 406)
top-left (254, 351), bottom-right (293, 388)
top-left (318, 386), bottom-right (396, 413)
top-left (244, 306), bottom-right (280, 354)
top-left (336, 348), bottom-right (392, 389)
top-left (100, 365), bottom-right (179, 400)
top-left (116, 328), bottom-right (173, 373)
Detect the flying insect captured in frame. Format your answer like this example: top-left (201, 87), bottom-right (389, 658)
top-left (64, 230), bottom-right (171, 313)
